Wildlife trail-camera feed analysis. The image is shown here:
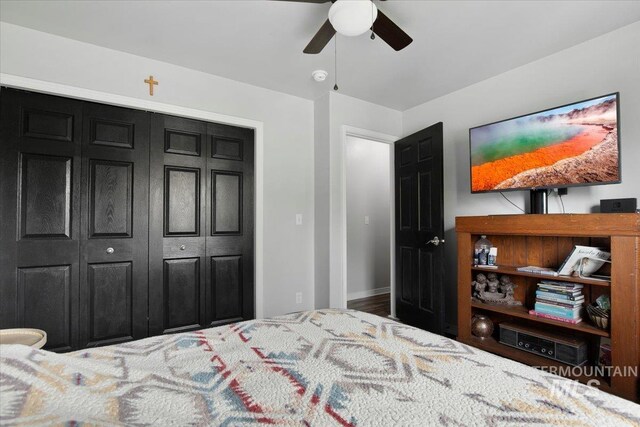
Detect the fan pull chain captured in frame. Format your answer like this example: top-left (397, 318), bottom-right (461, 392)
top-left (371, 0), bottom-right (375, 40)
top-left (334, 35), bottom-right (339, 91)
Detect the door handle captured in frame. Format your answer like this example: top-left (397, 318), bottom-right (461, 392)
top-left (426, 236), bottom-right (444, 246)
top-left (106, 247), bottom-right (115, 254)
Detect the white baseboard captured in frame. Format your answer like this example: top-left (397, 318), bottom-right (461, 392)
top-left (348, 287), bottom-right (390, 301)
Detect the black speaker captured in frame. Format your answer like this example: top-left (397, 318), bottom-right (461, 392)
top-left (499, 323), bottom-right (588, 366)
top-left (600, 198), bottom-right (637, 213)
top-left (500, 327), bottom-right (518, 347)
top-left (556, 343), bottom-right (588, 367)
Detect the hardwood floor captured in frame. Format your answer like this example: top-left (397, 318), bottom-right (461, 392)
top-left (347, 293), bottom-right (390, 318)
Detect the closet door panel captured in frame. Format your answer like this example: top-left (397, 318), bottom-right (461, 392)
top-left (164, 166), bottom-right (200, 236)
top-left (88, 262), bottom-right (133, 344)
top-left (0, 89), bottom-right (82, 351)
top-left (22, 108), bottom-right (74, 142)
top-left (89, 159), bottom-right (132, 237)
top-left (206, 123), bottom-right (254, 326)
top-left (79, 102), bottom-right (149, 348)
top-left (17, 265), bottom-right (71, 350)
top-left (211, 135), bottom-right (243, 161)
top-left (90, 118), bottom-right (134, 149)
top-left (211, 171), bottom-right (242, 235)
top-left (149, 115), bottom-right (207, 335)
top-left (210, 255), bottom-right (243, 322)
top-left (163, 258), bottom-right (201, 332)
top-left (164, 128), bottom-right (201, 156)
top-left (19, 154), bottom-right (72, 238)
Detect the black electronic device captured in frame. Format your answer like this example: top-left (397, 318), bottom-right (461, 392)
top-left (499, 323), bottom-right (588, 366)
top-left (600, 198), bottom-right (637, 213)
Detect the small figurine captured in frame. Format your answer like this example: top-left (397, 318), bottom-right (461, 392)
top-left (475, 274), bottom-right (522, 306)
top-left (486, 272), bottom-right (500, 293)
top-left (499, 275), bottom-right (516, 298)
top-left (471, 273), bottom-right (487, 299)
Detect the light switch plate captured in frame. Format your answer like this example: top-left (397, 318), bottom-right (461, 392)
top-left (296, 214), bottom-right (303, 225)
top-left (364, 215), bottom-right (370, 225)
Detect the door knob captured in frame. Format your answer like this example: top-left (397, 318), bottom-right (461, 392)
top-left (106, 247), bottom-right (115, 254)
top-left (426, 236), bottom-right (444, 246)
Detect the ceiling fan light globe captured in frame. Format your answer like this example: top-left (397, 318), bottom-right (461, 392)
top-left (328, 0), bottom-right (378, 37)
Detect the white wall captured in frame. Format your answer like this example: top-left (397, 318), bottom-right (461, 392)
top-left (402, 21), bottom-right (640, 333)
top-left (346, 136), bottom-right (391, 300)
top-left (315, 92), bottom-right (402, 309)
top-left (314, 93), bottom-right (331, 309)
top-left (0, 22), bottom-right (315, 318)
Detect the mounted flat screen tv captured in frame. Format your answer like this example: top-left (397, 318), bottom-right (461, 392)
top-left (469, 93), bottom-right (620, 195)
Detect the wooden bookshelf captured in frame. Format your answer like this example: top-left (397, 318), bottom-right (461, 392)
top-left (456, 214), bottom-right (640, 402)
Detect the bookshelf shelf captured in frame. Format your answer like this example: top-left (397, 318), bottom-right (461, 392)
top-left (470, 301), bottom-right (610, 337)
top-left (456, 214), bottom-right (640, 402)
top-left (470, 265), bottom-right (611, 287)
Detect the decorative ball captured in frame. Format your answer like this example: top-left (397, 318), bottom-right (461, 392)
top-left (471, 315), bottom-right (494, 339)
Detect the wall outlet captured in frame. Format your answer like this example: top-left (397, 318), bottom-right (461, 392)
top-left (364, 215), bottom-right (370, 225)
top-left (296, 214), bottom-right (303, 225)
top-left (295, 292), bottom-right (302, 304)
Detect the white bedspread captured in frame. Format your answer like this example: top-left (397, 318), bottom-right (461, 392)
top-left (1, 309), bottom-right (638, 425)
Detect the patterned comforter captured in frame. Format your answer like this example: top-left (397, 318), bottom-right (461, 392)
top-left (1, 309), bottom-right (639, 425)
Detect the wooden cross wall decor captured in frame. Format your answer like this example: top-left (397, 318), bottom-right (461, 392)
top-left (144, 75), bottom-right (158, 96)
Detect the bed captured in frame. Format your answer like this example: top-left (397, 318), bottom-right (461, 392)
top-left (1, 309), bottom-right (639, 425)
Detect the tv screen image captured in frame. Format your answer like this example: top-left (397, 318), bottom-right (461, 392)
top-left (469, 93), bottom-right (620, 193)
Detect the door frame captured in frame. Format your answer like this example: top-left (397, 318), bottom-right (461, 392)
top-left (0, 73), bottom-right (266, 319)
top-left (340, 125), bottom-right (398, 318)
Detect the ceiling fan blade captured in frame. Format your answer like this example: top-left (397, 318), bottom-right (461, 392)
top-left (373, 10), bottom-right (413, 51)
top-left (303, 19), bottom-right (336, 54)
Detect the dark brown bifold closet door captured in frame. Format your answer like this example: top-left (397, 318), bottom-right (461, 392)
top-left (0, 89), bottom-right (82, 351)
top-left (78, 102), bottom-right (150, 348)
top-left (1, 88), bottom-right (255, 350)
top-left (148, 115), bottom-right (255, 336)
top-left (0, 89), bottom-right (151, 351)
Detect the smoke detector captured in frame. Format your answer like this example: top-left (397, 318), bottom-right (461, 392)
top-left (312, 70), bottom-right (328, 82)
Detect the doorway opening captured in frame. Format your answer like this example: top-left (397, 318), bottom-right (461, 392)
top-left (344, 134), bottom-right (393, 318)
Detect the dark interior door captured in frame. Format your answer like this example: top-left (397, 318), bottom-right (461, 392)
top-left (149, 114), bottom-right (208, 336)
top-left (79, 102), bottom-right (150, 347)
top-left (0, 88), bottom-right (82, 351)
top-left (206, 123), bottom-right (255, 325)
top-left (395, 122), bottom-right (445, 334)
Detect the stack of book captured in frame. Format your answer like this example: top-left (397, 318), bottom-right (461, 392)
top-left (530, 281), bottom-right (584, 324)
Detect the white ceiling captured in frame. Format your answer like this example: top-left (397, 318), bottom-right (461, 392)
top-left (1, 0), bottom-right (640, 110)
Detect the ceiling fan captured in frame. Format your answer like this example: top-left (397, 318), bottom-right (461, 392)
top-left (278, 0), bottom-right (413, 54)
